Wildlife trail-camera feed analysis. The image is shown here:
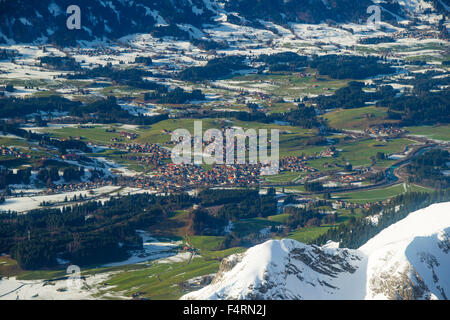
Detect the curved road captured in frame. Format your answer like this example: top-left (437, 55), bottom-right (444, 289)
top-left (264, 143), bottom-right (439, 195)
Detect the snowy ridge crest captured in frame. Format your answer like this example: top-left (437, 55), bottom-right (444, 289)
top-left (184, 239), bottom-right (363, 300)
top-left (182, 202), bottom-right (450, 300)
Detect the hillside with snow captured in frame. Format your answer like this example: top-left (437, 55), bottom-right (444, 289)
top-left (182, 202), bottom-right (450, 300)
top-left (0, 0), bottom-right (447, 45)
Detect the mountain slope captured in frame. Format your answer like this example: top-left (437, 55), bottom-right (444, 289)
top-left (0, 0), bottom-right (446, 45)
top-left (222, 0), bottom-right (375, 24)
top-left (0, 0), bottom-right (218, 44)
top-left (360, 201), bottom-right (450, 299)
top-left (182, 202), bottom-right (450, 300)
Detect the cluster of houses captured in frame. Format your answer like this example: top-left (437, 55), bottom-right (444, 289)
top-left (72, 47), bottom-right (134, 58)
top-left (61, 153), bottom-right (80, 161)
top-left (339, 174), bottom-right (359, 184)
top-left (0, 146), bottom-right (31, 159)
top-left (280, 156), bottom-right (317, 173)
top-left (118, 131), bottom-right (139, 140)
top-left (122, 143), bottom-right (170, 155)
top-left (253, 91), bottom-right (271, 101)
top-left (154, 163), bottom-right (261, 188)
top-left (108, 142), bottom-right (171, 166)
top-left (332, 200), bottom-right (365, 210)
top-left (320, 147), bottom-right (338, 158)
top-left (364, 125), bottom-right (406, 137)
top-left (43, 180), bottom-right (114, 195)
top-left (127, 154), bottom-right (167, 166)
top-left (394, 29), bottom-right (442, 41)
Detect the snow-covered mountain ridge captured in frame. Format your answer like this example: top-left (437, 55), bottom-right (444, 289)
top-left (0, 0), bottom-right (447, 45)
top-left (182, 201), bottom-right (450, 300)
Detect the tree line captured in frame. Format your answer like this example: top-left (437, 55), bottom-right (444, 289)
top-left (0, 95), bottom-right (169, 125)
top-left (406, 149), bottom-right (449, 189)
top-left (0, 193), bottom-right (193, 269)
top-left (314, 190), bottom-right (450, 248)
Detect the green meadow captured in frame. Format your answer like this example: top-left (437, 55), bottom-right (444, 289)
top-left (323, 106), bottom-right (395, 130)
top-left (333, 183), bottom-right (434, 204)
top-left (405, 125), bottom-right (450, 142)
top-left (337, 138), bottom-right (417, 167)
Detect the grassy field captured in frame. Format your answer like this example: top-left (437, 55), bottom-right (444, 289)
top-left (357, 42), bottom-right (448, 54)
top-left (45, 125), bottom-right (121, 144)
top-left (89, 148), bottom-right (148, 172)
top-left (283, 185), bottom-right (306, 193)
top-left (189, 236), bottom-right (225, 251)
top-left (334, 183), bottom-right (405, 203)
top-left (41, 117), bottom-right (322, 160)
top-left (0, 78), bottom-right (50, 87)
top-left (227, 72), bottom-right (349, 98)
top-left (333, 183), bottom-right (434, 204)
top-left (337, 138), bottom-right (417, 167)
top-left (264, 171), bottom-right (303, 183)
top-left (405, 54), bottom-right (444, 63)
top-left (0, 136), bottom-right (31, 148)
top-left (0, 246), bottom-right (246, 300)
top-left (97, 246), bottom-right (245, 299)
top-left (136, 118), bottom-right (242, 145)
top-left (405, 125), bottom-right (450, 142)
top-left (323, 106), bottom-right (395, 130)
top-left (32, 90), bottom-right (58, 97)
top-left (306, 157), bottom-right (342, 172)
top-left (408, 184), bottom-right (435, 193)
top-left (232, 217), bottom-right (278, 237)
top-left (284, 226), bottom-right (332, 244)
top-left (282, 209), bottom-right (363, 243)
top-left (267, 213), bottom-right (290, 224)
top-left (265, 102), bottom-right (296, 114)
top-left (137, 118), bottom-right (317, 158)
top-left (97, 85), bottom-right (149, 98)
